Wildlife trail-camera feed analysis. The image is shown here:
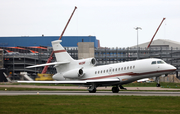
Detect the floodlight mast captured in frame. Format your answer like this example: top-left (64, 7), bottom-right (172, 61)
top-left (41, 6), bottom-right (77, 74)
top-left (134, 27), bottom-right (142, 60)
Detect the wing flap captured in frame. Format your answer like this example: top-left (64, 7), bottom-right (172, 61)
top-left (18, 81), bottom-right (87, 84)
top-left (18, 79), bottom-right (120, 84)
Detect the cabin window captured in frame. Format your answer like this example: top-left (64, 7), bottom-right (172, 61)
top-left (109, 69), bottom-right (111, 72)
top-left (130, 66), bottom-right (132, 69)
top-left (151, 61), bottom-right (156, 64)
top-left (118, 68), bottom-right (120, 71)
top-left (121, 67), bottom-right (123, 70)
top-left (115, 68), bottom-right (117, 71)
top-left (95, 71), bottom-right (97, 74)
top-left (106, 69), bottom-right (108, 73)
top-left (112, 69), bottom-right (114, 72)
top-left (124, 67), bottom-right (126, 70)
top-left (157, 61), bottom-right (164, 64)
top-left (127, 66), bottom-right (129, 70)
top-left (101, 70), bottom-right (102, 73)
top-left (103, 70), bottom-right (105, 73)
top-left (98, 71), bottom-right (100, 74)
top-left (133, 66), bottom-right (135, 69)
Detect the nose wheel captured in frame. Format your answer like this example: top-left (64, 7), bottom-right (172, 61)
top-left (155, 77), bottom-right (161, 87)
top-left (156, 83), bottom-right (161, 87)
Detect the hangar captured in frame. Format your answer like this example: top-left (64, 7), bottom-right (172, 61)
top-left (131, 39), bottom-right (180, 49)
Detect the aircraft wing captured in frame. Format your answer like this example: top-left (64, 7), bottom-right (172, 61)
top-left (18, 79), bottom-right (120, 84)
top-left (26, 61), bottom-right (70, 68)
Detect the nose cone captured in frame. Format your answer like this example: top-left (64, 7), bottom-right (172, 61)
top-left (168, 64), bottom-right (176, 72)
top-left (171, 65), bottom-right (176, 71)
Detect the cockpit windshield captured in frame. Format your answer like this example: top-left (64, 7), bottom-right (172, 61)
top-left (151, 61), bottom-right (156, 64)
top-left (157, 61), bottom-right (164, 64)
top-left (151, 60), bottom-right (165, 65)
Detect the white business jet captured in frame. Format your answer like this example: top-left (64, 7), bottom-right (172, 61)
top-left (18, 40), bottom-right (176, 93)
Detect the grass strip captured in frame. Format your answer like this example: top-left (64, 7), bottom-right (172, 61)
top-left (0, 95), bottom-right (180, 114)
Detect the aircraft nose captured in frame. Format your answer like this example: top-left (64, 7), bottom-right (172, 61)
top-left (170, 65), bottom-right (176, 71)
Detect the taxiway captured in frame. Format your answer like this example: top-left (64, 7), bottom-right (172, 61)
top-left (1, 91), bottom-right (180, 96)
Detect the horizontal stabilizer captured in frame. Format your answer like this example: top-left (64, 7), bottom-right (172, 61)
top-left (26, 61), bottom-right (70, 68)
top-left (18, 79), bottom-right (120, 84)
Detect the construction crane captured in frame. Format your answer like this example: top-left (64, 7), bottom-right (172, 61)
top-left (147, 18), bottom-right (166, 49)
top-left (41, 6), bottom-right (77, 74)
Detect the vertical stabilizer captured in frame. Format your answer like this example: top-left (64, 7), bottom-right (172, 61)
top-left (52, 40), bottom-right (74, 62)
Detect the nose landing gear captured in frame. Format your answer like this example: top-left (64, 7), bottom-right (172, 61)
top-left (155, 77), bottom-right (161, 87)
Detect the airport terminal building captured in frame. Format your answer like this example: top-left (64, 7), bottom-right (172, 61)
top-left (0, 36), bottom-right (180, 81)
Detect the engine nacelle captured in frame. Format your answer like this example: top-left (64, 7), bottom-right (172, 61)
top-left (63, 68), bottom-right (85, 79)
top-left (78, 58), bottom-right (96, 67)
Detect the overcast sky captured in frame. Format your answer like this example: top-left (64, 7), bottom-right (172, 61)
top-left (0, 0), bottom-right (180, 47)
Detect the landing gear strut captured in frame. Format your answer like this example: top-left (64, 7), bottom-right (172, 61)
top-left (119, 85), bottom-right (127, 90)
top-left (155, 77), bottom-right (161, 87)
top-left (112, 86), bottom-right (119, 93)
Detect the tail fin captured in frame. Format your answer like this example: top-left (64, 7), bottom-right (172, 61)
top-left (52, 40), bottom-right (74, 62)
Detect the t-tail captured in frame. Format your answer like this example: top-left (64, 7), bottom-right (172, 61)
top-left (52, 40), bottom-right (74, 63)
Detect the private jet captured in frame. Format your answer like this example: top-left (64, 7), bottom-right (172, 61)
top-left (18, 40), bottom-right (176, 93)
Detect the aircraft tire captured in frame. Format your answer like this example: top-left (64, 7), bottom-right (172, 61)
top-left (112, 87), bottom-right (119, 93)
top-left (89, 88), bottom-right (96, 93)
top-left (156, 83), bottom-right (161, 87)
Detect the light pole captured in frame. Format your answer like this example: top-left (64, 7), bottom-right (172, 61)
top-left (134, 27), bottom-right (142, 59)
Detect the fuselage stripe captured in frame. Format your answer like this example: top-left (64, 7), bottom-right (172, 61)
top-left (82, 69), bottom-right (176, 80)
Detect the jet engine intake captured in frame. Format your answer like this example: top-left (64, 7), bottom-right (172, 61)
top-left (63, 68), bottom-right (85, 79)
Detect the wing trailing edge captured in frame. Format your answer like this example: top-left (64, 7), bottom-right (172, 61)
top-left (18, 79), bottom-right (120, 84)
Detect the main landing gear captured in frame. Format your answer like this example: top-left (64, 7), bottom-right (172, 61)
top-left (112, 86), bottom-right (119, 93)
top-left (88, 83), bottom-right (96, 93)
top-left (119, 85), bottom-right (127, 90)
top-left (89, 88), bottom-right (96, 93)
top-left (111, 85), bottom-right (127, 93)
top-left (88, 84), bottom-right (127, 93)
